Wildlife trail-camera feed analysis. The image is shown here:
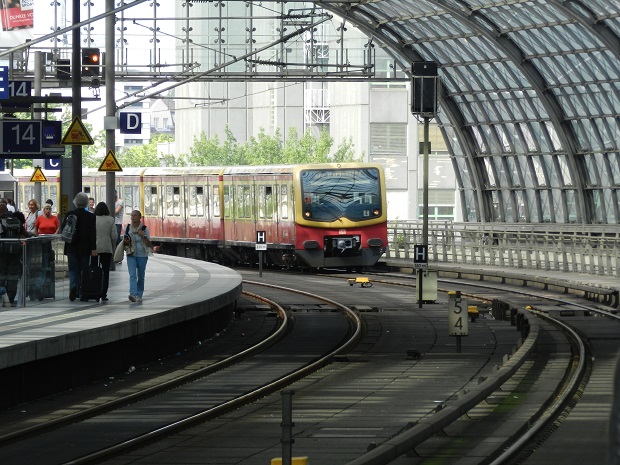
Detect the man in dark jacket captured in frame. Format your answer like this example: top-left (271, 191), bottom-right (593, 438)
top-left (63, 192), bottom-right (97, 301)
top-left (0, 201), bottom-right (27, 306)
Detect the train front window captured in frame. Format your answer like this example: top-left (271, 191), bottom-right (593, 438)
top-left (301, 168), bottom-right (382, 222)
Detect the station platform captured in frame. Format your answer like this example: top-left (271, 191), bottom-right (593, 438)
top-left (0, 255), bottom-right (242, 408)
top-left (378, 257), bottom-right (620, 308)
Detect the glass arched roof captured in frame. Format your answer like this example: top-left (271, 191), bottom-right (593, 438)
top-left (318, 0), bottom-right (620, 224)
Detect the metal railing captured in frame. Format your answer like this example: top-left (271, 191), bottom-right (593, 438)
top-left (385, 221), bottom-right (620, 278)
top-left (0, 235), bottom-right (68, 307)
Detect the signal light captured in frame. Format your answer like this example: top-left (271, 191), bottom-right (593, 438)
top-left (82, 48), bottom-right (100, 77)
top-left (56, 59), bottom-right (70, 80)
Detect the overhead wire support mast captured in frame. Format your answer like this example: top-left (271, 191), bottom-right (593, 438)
top-left (114, 13), bottom-right (334, 111)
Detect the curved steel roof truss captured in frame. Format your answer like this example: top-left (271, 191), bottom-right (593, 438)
top-left (317, 0), bottom-right (619, 224)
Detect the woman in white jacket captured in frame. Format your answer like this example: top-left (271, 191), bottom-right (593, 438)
top-left (95, 202), bottom-right (117, 301)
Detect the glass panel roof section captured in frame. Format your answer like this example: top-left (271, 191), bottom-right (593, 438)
top-left (323, 0), bottom-right (620, 223)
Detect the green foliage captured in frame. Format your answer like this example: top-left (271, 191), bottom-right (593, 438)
top-left (117, 134), bottom-right (174, 167)
top-left (187, 125), bottom-right (362, 166)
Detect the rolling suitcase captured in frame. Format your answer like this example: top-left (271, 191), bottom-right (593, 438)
top-left (80, 257), bottom-right (104, 302)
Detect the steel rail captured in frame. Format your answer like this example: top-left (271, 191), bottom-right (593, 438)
top-left (61, 281), bottom-right (361, 465)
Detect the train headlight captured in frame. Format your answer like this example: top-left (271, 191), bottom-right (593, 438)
top-left (373, 209), bottom-right (380, 216)
top-left (367, 238), bottom-right (383, 247)
top-left (304, 211), bottom-right (311, 218)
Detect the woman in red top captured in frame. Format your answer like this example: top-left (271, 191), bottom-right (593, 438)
top-left (34, 205), bottom-right (60, 235)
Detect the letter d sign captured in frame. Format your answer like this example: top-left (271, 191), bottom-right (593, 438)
top-left (120, 113), bottom-right (142, 134)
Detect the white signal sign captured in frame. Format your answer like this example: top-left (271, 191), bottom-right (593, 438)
top-left (448, 294), bottom-right (468, 336)
top-left (256, 230), bottom-right (267, 250)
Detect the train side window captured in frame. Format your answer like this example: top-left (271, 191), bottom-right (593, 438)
top-left (166, 185), bottom-right (181, 216)
top-left (124, 185), bottom-right (139, 214)
top-left (213, 185), bottom-right (220, 217)
top-left (258, 185), bottom-right (273, 219)
top-left (265, 186), bottom-right (273, 219)
top-left (144, 185), bottom-right (158, 216)
top-left (189, 186), bottom-right (204, 217)
top-left (238, 185), bottom-right (251, 219)
top-left (223, 185), bottom-right (231, 218)
top-left (83, 185), bottom-right (91, 195)
top-left (196, 186), bottom-right (204, 217)
top-left (281, 184), bottom-right (288, 219)
top-left (258, 186), bottom-right (265, 219)
top-left (24, 185), bottom-right (34, 207)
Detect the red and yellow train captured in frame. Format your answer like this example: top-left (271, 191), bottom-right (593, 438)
top-left (12, 163), bottom-right (388, 269)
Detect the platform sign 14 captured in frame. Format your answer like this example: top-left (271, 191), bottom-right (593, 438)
top-left (1, 120), bottom-right (42, 156)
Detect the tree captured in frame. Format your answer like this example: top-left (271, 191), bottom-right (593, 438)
top-left (186, 125), bottom-right (362, 166)
top-left (117, 134), bottom-right (174, 167)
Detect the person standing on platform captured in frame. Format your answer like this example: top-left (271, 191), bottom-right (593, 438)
top-left (62, 193), bottom-right (97, 302)
top-left (34, 204), bottom-right (60, 235)
top-left (94, 202), bottom-right (116, 302)
top-left (0, 202), bottom-right (27, 306)
top-left (25, 199), bottom-right (42, 237)
top-left (114, 190), bottom-right (123, 245)
top-left (88, 197), bottom-right (95, 213)
top-left (123, 210), bottom-right (152, 303)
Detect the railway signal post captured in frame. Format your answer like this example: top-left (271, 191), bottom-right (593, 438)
top-left (411, 61), bottom-right (438, 309)
top-left (256, 230), bottom-right (267, 277)
top-left (448, 291), bottom-right (469, 353)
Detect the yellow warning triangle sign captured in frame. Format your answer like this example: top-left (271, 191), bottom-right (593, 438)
top-left (98, 150), bottom-right (123, 172)
top-left (30, 167), bottom-right (47, 182)
top-left (61, 117), bottom-right (94, 145)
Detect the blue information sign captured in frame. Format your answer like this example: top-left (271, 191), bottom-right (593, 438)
top-left (1, 120), bottom-right (42, 155)
top-left (45, 158), bottom-right (61, 170)
top-left (120, 112), bottom-right (142, 134)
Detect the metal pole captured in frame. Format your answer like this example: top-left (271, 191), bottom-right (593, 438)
top-left (106, 0), bottom-right (117, 261)
top-left (281, 390), bottom-right (294, 465)
top-left (71, 0), bottom-right (82, 197)
top-left (418, 117), bottom-right (430, 308)
top-left (33, 51), bottom-right (43, 205)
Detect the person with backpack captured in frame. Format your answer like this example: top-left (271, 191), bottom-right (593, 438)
top-left (0, 202), bottom-right (27, 306)
top-left (62, 192), bottom-right (97, 302)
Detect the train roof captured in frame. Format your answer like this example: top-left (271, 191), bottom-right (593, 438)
top-left (142, 166), bottom-right (224, 176)
top-left (222, 163), bottom-right (382, 176)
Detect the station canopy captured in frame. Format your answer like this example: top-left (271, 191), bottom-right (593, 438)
top-left (318, 0), bottom-right (620, 224)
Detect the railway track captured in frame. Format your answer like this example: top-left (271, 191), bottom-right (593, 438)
top-left (0, 284), bottom-right (359, 465)
top-left (0, 269), bottom-right (616, 464)
top-left (323, 269), bottom-right (618, 465)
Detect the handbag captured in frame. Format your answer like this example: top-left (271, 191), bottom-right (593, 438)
top-left (114, 240), bottom-right (125, 263)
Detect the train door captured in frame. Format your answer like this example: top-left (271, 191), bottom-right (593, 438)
top-left (234, 179), bottom-right (253, 243)
top-left (278, 181), bottom-right (295, 244)
top-left (187, 181), bottom-right (209, 239)
top-left (212, 181), bottom-right (222, 242)
top-left (163, 182), bottom-right (184, 238)
top-left (143, 183), bottom-right (163, 237)
top-left (256, 177), bottom-right (277, 244)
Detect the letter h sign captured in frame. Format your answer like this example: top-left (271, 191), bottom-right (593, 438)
top-left (414, 245), bottom-right (427, 264)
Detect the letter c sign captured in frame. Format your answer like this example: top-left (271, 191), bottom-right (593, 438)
top-left (120, 113), bottom-right (142, 134)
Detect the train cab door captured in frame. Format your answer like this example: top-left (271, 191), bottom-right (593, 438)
top-left (277, 180), bottom-right (294, 245)
top-left (255, 177), bottom-right (278, 245)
